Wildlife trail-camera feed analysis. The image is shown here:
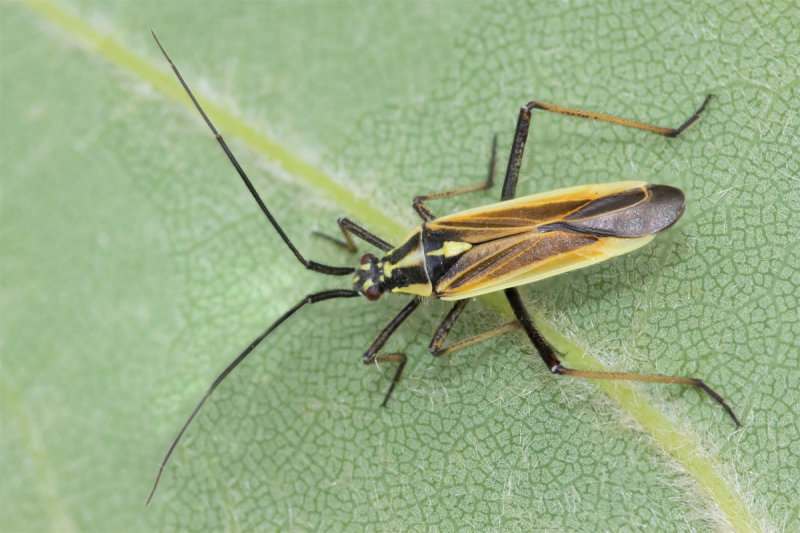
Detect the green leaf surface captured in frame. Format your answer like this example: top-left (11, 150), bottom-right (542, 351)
top-left (2, 1), bottom-right (797, 531)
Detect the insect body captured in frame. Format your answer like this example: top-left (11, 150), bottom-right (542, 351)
top-left (147, 31), bottom-right (740, 506)
top-left (357, 182), bottom-right (684, 301)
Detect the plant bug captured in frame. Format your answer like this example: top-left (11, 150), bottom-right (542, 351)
top-left (147, 31), bottom-right (740, 506)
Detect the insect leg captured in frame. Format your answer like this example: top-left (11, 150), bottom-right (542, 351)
top-left (527, 94), bottom-right (713, 138)
top-left (362, 297), bottom-right (423, 406)
top-left (504, 287), bottom-right (740, 426)
top-left (428, 300), bottom-right (521, 357)
top-left (313, 217), bottom-right (394, 253)
top-left (501, 105), bottom-right (533, 200)
top-left (413, 134), bottom-right (498, 221)
top-left (500, 95), bottom-right (713, 202)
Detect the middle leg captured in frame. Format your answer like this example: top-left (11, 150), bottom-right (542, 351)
top-left (428, 299), bottom-right (521, 358)
top-left (413, 134), bottom-right (498, 221)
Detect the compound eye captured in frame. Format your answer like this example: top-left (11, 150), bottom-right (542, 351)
top-left (364, 285), bottom-right (381, 301)
top-left (360, 253), bottom-right (376, 265)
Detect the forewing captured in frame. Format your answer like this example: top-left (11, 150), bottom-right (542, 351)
top-left (427, 181), bottom-right (683, 300)
top-left (435, 230), bottom-right (652, 299)
top-left (427, 181), bottom-right (665, 243)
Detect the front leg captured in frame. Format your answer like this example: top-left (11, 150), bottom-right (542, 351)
top-left (362, 297), bottom-right (422, 406)
top-left (313, 217), bottom-right (394, 253)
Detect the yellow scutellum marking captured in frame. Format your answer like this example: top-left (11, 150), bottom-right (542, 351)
top-left (20, 2), bottom-right (757, 531)
top-left (427, 241), bottom-right (473, 257)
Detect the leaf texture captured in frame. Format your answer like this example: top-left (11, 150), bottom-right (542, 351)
top-left (2, 1), bottom-right (797, 531)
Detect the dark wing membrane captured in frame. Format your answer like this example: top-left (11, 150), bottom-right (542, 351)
top-left (426, 182), bottom-right (684, 300)
top-left (555, 183), bottom-right (684, 237)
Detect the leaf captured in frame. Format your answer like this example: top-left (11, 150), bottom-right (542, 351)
top-left (2, 1), bottom-right (797, 531)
